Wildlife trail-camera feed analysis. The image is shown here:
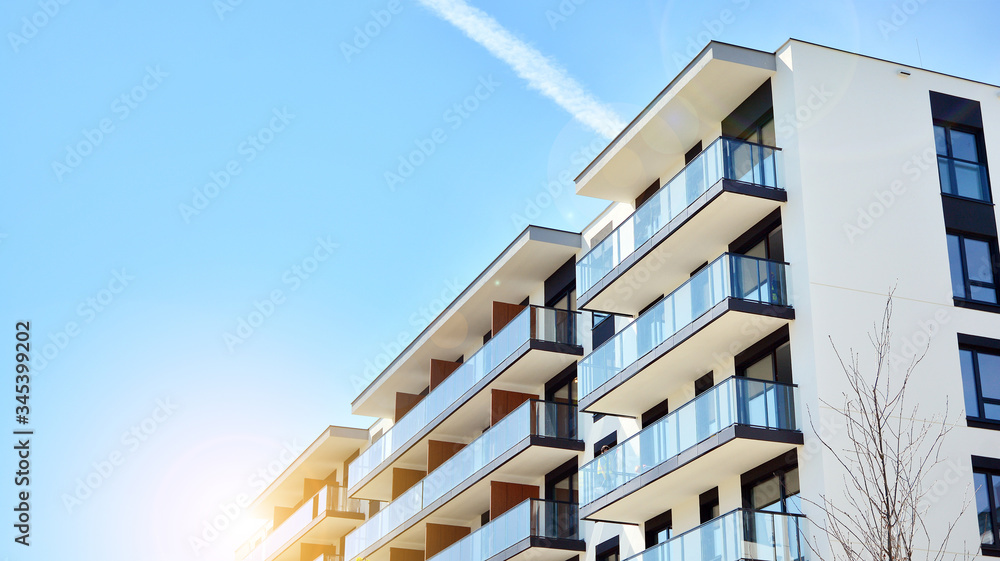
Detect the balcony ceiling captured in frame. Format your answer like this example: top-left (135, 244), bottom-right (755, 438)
top-left (575, 42), bottom-right (776, 203)
top-left (251, 425), bottom-right (368, 516)
top-left (352, 226), bottom-right (581, 419)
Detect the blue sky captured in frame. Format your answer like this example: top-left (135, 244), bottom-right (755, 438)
top-left (2, 1), bottom-right (998, 559)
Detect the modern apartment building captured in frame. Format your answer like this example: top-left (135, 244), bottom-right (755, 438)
top-left (238, 39), bottom-right (1000, 561)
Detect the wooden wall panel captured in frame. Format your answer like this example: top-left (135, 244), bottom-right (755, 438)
top-left (430, 359), bottom-right (461, 391)
top-left (300, 544), bottom-right (335, 561)
top-left (427, 440), bottom-right (466, 473)
top-left (391, 468), bottom-right (426, 500)
top-left (492, 301), bottom-right (527, 336)
top-left (302, 477), bottom-right (326, 502)
top-left (489, 481), bottom-right (539, 520)
top-left (389, 547), bottom-right (425, 561)
top-left (395, 392), bottom-right (424, 422)
top-left (490, 389), bottom-right (537, 426)
top-left (425, 523), bottom-right (471, 559)
top-left (272, 505), bottom-right (294, 527)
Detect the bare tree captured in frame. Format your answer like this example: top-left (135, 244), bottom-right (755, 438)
top-left (806, 290), bottom-right (969, 561)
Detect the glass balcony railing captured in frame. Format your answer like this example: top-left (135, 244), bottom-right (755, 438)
top-left (428, 499), bottom-right (580, 561)
top-left (627, 509), bottom-right (807, 561)
top-left (579, 253), bottom-right (789, 399)
top-left (577, 137), bottom-right (781, 295)
top-left (345, 400), bottom-right (578, 561)
top-left (580, 377), bottom-right (797, 505)
top-left (237, 486), bottom-right (364, 561)
top-left (349, 306), bottom-right (581, 491)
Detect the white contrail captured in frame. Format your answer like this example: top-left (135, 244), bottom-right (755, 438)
top-left (417, 0), bottom-right (625, 139)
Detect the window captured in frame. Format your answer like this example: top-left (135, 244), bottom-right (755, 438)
top-left (741, 341), bottom-right (793, 385)
top-left (745, 465), bottom-right (801, 515)
top-left (699, 487), bottom-right (720, 523)
top-left (644, 510), bottom-right (672, 548)
top-left (974, 468), bottom-right (1000, 551)
top-left (596, 537), bottom-right (620, 561)
top-left (947, 233), bottom-right (999, 304)
top-left (962, 347), bottom-right (1000, 424)
top-left (936, 124), bottom-right (991, 202)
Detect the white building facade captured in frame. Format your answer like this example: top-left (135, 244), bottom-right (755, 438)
top-left (239, 39), bottom-right (1000, 561)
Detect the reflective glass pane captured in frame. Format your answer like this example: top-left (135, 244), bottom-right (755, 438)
top-left (971, 285), bottom-right (998, 304)
top-left (947, 235), bottom-right (967, 298)
top-left (746, 355), bottom-right (775, 381)
top-left (951, 129), bottom-right (979, 162)
top-left (751, 476), bottom-right (783, 512)
top-left (955, 160), bottom-right (987, 200)
top-left (964, 238), bottom-right (995, 283)
top-left (935, 125), bottom-right (948, 156)
top-left (775, 342), bottom-right (793, 384)
top-left (979, 353), bottom-right (1000, 400)
top-left (938, 157), bottom-right (954, 194)
top-left (976, 472), bottom-right (994, 545)
top-left (761, 119), bottom-right (776, 147)
top-left (962, 350), bottom-right (981, 416)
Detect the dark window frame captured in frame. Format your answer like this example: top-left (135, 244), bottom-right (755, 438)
top-left (972, 456), bottom-right (1000, 555)
top-left (935, 120), bottom-right (992, 203)
top-left (948, 231), bottom-right (1000, 306)
top-left (960, 342), bottom-right (1000, 427)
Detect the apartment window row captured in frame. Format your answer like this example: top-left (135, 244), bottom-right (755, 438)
top-left (960, 335), bottom-right (1000, 427)
top-left (974, 457), bottom-right (1000, 555)
top-left (931, 92), bottom-right (1000, 311)
top-left (936, 123), bottom-right (991, 202)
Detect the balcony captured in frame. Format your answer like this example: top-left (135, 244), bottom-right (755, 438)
top-left (428, 499), bottom-right (584, 561)
top-left (578, 253), bottom-right (793, 417)
top-left (580, 377), bottom-right (801, 524)
top-left (577, 137), bottom-right (785, 315)
top-left (627, 509), bottom-right (807, 561)
top-left (238, 486), bottom-right (365, 561)
top-left (349, 306), bottom-right (582, 499)
top-left (345, 400), bottom-right (582, 561)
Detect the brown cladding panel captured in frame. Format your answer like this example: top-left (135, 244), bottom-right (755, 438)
top-left (489, 481), bottom-right (539, 520)
top-left (300, 544), bottom-right (335, 561)
top-left (430, 359), bottom-right (462, 391)
top-left (427, 440), bottom-right (466, 473)
top-left (425, 523), bottom-right (472, 559)
top-left (395, 392), bottom-right (424, 422)
top-left (272, 505), bottom-right (294, 527)
top-left (391, 468), bottom-right (426, 500)
top-left (302, 477), bottom-right (326, 501)
top-left (492, 301), bottom-right (527, 336)
top-left (490, 389), bottom-right (537, 426)
top-left (389, 548), bottom-right (426, 561)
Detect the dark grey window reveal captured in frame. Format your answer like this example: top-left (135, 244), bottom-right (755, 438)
top-left (948, 233), bottom-right (999, 304)
top-left (935, 124), bottom-right (991, 202)
top-left (962, 347), bottom-right (1000, 423)
top-left (974, 468), bottom-right (1000, 550)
